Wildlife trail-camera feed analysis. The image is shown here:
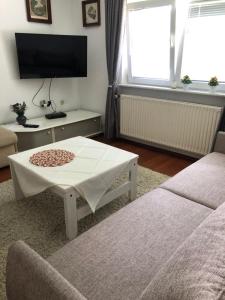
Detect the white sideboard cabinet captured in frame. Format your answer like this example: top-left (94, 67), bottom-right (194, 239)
top-left (3, 110), bottom-right (102, 151)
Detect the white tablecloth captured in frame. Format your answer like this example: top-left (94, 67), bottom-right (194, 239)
top-left (9, 137), bottom-right (138, 212)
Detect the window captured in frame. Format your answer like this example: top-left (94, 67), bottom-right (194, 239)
top-left (125, 0), bottom-right (225, 90)
top-left (127, 0), bottom-right (175, 86)
top-left (181, 0), bottom-right (225, 83)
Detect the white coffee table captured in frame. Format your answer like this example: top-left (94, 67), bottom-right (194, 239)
top-left (9, 137), bottom-right (138, 240)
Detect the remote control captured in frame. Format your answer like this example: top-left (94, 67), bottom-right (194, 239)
top-left (23, 124), bottom-right (39, 128)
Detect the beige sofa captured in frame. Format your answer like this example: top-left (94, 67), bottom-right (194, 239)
top-left (0, 127), bottom-right (17, 168)
top-left (6, 131), bottom-right (225, 300)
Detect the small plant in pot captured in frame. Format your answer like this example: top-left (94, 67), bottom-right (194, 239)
top-left (10, 102), bottom-right (27, 125)
top-left (208, 76), bottom-right (219, 93)
top-left (181, 75), bottom-right (192, 90)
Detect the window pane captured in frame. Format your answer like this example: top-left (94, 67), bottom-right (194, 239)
top-left (181, 9), bottom-right (225, 81)
top-left (128, 5), bottom-right (171, 80)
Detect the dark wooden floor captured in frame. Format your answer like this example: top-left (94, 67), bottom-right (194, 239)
top-left (95, 137), bottom-right (195, 176)
top-left (0, 137), bottom-right (195, 183)
top-left (0, 167), bottom-right (11, 183)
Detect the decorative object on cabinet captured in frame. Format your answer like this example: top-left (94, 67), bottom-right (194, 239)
top-left (10, 102), bottom-right (27, 126)
top-left (82, 0), bottom-right (101, 27)
top-left (25, 0), bottom-right (52, 24)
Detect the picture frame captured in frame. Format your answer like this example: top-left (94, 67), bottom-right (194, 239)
top-left (82, 0), bottom-right (101, 27)
top-left (25, 0), bottom-right (52, 24)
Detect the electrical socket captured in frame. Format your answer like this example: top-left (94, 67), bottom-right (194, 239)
top-left (40, 100), bottom-right (47, 108)
top-left (60, 99), bottom-right (65, 106)
top-left (40, 100), bottom-right (51, 108)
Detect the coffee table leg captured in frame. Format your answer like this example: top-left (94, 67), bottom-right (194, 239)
top-left (129, 159), bottom-right (138, 201)
top-left (63, 191), bottom-right (78, 240)
top-left (10, 161), bottom-right (24, 201)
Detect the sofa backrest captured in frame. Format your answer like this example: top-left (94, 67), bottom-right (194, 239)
top-left (139, 200), bottom-right (225, 300)
top-left (213, 131), bottom-right (225, 154)
top-left (6, 240), bottom-right (87, 300)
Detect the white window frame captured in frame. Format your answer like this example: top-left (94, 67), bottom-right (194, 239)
top-left (126, 0), bottom-right (176, 87)
top-left (177, 0), bottom-right (225, 91)
top-left (125, 0), bottom-right (225, 92)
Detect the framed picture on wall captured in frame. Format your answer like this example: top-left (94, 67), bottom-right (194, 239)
top-left (25, 0), bottom-right (52, 24)
top-left (82, 0), bottom-right (101, 27)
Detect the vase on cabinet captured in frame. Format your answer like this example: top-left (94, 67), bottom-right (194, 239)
top-left (16, 113), bottom-right (27, 125)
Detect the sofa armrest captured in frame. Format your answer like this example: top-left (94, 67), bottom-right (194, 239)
top-left (6, 241), bottom-right (87, 300)
top-left (213, 131), bottom-right (225, 154)
top-left (0, 127), bottom-right (17, 148)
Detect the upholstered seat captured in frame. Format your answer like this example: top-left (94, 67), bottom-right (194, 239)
top-left (47, 189), bottom-right (211, 300)
top-left (0, 127), bottom-right (17, 168)
top-left (161, 152), bottom-right (225, 209)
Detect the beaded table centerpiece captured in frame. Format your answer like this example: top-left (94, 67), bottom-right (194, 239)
top-left (30, 149), bottom-right (75, 167)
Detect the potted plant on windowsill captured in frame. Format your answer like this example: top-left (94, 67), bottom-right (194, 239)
top-left (10, 102), bottom-right (27, 125)
top-left (181, 75), bottom-right (192, 90)
top-left (208, 76), bottom-right (219, 93)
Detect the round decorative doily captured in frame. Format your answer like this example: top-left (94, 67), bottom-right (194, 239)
top-left (30, 149), bottom-right (75, 167)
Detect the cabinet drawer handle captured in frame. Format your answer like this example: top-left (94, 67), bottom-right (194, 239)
top-left (93, 119), bottom-right (97, 122)
top-left (47, 131), bottom-right (51, 135)
top-left (61, 127), bottom-right (65, 131)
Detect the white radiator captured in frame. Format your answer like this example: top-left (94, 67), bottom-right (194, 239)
top-left (120, 94), bottom-right (223, 156)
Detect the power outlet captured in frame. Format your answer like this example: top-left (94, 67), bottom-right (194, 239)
top-left (40, 100), bottom-right (47, 108)
top-left (60, 100), bottom-right (65, 106)
top-left (40, 100), bottom-right (51, 108)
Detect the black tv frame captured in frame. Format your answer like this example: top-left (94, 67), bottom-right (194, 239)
top-left (15, 33), bottom-right (87, 79)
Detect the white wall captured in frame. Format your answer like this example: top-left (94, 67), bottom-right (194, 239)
top-left (0, 0), bottom-right (107, 125)
top-left (0, 0), bottom-right (82, 124)
top-left (75, 0), bottom-right (108, 119)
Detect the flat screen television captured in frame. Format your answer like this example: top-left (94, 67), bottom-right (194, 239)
top-left (15, 33), bottom-right (87, 79)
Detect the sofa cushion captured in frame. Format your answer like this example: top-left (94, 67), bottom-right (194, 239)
top-left (48, 188), bottom-right (212, 300)
top-left (161, 152), bottom-right (225, 209)
top-left (139, 199), bottom-right (225, 300)
top-left (6, 240), bottom-right (86, 300)
top-left (0, 127), bottom-right (17, 148)
top-left (0, 144), bottom-right (16, 168)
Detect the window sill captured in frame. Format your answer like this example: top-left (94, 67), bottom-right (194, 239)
top-left (119, 84), bottom-right (225, 98)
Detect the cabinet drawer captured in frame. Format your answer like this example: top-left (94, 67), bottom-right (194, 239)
top-left (17, 129), bottom-right (52, 151)
top-left (55, 117), bottom-right (101, 142)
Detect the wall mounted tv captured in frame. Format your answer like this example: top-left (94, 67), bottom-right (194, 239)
top-left (15, 33), bottom-right (87, 79)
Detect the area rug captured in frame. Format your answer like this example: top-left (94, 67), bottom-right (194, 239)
top-left (0, 166), bottom-right (169, 299)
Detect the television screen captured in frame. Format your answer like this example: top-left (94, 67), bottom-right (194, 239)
top-left (15, 33), bottom-right (87, 79)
